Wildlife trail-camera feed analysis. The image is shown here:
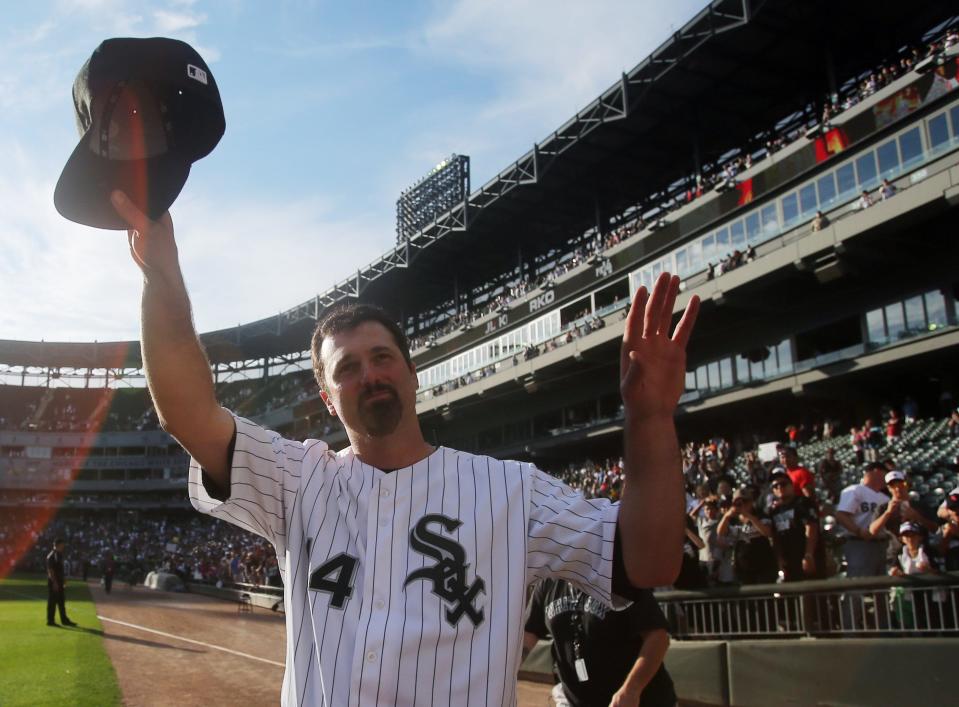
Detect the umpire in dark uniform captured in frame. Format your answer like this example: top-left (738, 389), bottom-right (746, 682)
top-left (46, 538), bottom-right (77, 627)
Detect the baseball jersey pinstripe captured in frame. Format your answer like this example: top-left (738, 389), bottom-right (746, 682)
top-left (189, 414), bottom-right (622, 706)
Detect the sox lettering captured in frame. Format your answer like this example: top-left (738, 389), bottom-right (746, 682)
top-left (404, 513), bottom-right (485, 627)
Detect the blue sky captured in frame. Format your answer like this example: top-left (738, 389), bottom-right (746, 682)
top-left (0, 0), bottom-right (702, 343)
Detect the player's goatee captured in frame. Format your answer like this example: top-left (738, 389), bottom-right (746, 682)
top-left (358, 384), bottom-right (402, 437)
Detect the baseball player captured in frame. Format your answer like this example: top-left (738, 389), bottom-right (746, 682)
top-left (112, 191), bottom-right (699, 706)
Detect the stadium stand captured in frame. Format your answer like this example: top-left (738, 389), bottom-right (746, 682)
top-left (2, 10), bottom-right (959, 694)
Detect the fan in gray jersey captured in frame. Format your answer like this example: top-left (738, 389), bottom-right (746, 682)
top-left (112, 190), bottom-right (700, 706)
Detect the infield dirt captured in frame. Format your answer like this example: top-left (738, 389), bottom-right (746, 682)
top-left (90, 580), bottom-right (552, 706)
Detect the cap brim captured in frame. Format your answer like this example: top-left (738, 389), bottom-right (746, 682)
top-left (54, 130), bottom-right (191, 231)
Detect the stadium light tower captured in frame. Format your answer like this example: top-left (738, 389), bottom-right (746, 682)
top-left (396, 154), bottom-right (470, 244)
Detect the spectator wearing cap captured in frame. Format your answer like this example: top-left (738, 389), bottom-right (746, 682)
top-left (768, 471), bottom-right (824, 581)
top-left (890, 521), bottom-right (946, 631)
top-left (835, 462), bottom-right (890, 577)
top-left (869, 470), bottom-right (938, 571)
top-left (778, 447), bottom-right (816, 501)
top-left (891, 522), bottom-right (934, 577)
top-left (717, 488), bottom-right (777, 584)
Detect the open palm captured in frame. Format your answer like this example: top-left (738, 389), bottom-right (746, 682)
top-left (620, 272), bottom-right (700, 420)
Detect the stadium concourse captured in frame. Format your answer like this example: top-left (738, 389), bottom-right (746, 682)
top-left (4, 0), bottom-right (959, 705)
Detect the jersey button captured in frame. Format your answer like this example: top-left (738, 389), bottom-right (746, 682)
top-left (366, 651), bottom-right (377, 663)
top-left (374, 598), bottom-right (385, 610)
top-left (380, 488), bottom-right (391, 498)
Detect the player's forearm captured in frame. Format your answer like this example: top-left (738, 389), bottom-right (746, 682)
top-left (141, 275), bottom-right (217, 429)
top-left (835, 511), bottom-right (864, 538)
top-left (620, 630), bottom-right (669, 696)
top-left (141, 273), bottom-right (232, 483)
top-left (619, 414), bottom-right (684, 587)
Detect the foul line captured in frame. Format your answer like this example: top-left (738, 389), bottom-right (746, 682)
top-left (97, 615), bottom-right (284, 667)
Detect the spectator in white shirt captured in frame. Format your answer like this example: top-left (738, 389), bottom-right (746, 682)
top-left (857, 190), bottom-right (873, 210)
top-left (835, 462), bottom-right (890, 576)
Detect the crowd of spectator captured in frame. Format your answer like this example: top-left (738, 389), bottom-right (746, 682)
top-left (404, 27), bottom-right (957, 351)
top-left (3, 513), bottom-right (279, 590)
top-left (421, 311), bottom-right (610, 399)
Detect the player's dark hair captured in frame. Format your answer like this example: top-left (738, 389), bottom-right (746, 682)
top-left (53, 537), bottom-right (64, 545)
top-left (311, 304), bottom-right (412, 389)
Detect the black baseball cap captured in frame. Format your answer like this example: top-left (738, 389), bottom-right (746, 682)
top-left (55, 37), bottom-right (225, 230)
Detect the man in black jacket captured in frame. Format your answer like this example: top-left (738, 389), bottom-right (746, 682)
top-left (523, 578), bottom-right (676, 707)
top-left (46, 538), bottom-right (76, 627)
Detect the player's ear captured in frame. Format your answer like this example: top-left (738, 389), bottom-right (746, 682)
top-left (319, 390), bottom-right (338, 417)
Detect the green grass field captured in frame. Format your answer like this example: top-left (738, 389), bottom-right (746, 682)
top-left (0, 574), bottom-right (121, 707)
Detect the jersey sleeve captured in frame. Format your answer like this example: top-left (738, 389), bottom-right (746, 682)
top-left (525, 465), bottom-right (620, 607)
top-left (836, 486), bottom-right (858, 514)
top-left (188, 413), bottom-right (314, 553)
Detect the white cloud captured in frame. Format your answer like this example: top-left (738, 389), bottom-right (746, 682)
top-left (0, 139), bottom-right (391, 343)
top-left (153, 9), bottom-right (206, 34)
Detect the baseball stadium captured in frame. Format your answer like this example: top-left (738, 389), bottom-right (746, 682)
top-left (3, 0), bottom-right (959, 705)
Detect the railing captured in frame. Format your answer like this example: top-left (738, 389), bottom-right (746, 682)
top-left (657, 573), bottom-right (959, 639)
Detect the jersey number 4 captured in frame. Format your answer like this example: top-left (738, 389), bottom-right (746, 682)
top-left (309, 553), bottom-right (359, 609)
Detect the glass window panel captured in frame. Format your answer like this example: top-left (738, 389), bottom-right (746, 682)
top-left (746, 213), bottom-right (761, 245)
top-left (866, 309), bottom-right (885, 344)
top-left (761, 204), bottom-right (779, 238)
top-left (686, 371), bottom-right (696, 391)
top-left (708, 361), bottom-right (720, 390)
top-left (652, 260), bottom-right (662, 279)
top-left (898, 127), bottom-right (923, 169)
top-left (676, 249), bottom-right (688, 278)
top-left (703, 235), bottom-right (716, 263)
top-left (924, 290), bottom-right (947, 329)
top-left (951, 105), bottom-right (959, 138)
top-left (781, 193), bottom-right (799, 227)
top-left (855, 152), bottom-right (878, 191)
top-left (719, 359), bottom-right (733, 388)
top-left (715, 227), bottom-right (729, 253)
top-left (904, 295), bottom-right (925, 333)
top-left (730, 221), bottom-right (746, 249)
top-left (817, 173), bottom-right (837, 208)
top-left (836, 163), bottom-right (856, 200)
top-left (696, 365), bottom-right (707, 391)
top-left (736, 355), bottom-right (750, 383)
top-left (750, 358), bottom-right (763, 380)
top-left (885, 302), bottom-right (905, 341)
top-left (799, 184), bottom-right (817, 218)
top-left (929, 113), bottom-right (949, 151)
top-left (689, 242), bottom-right (703, 272)
top-left (764, 348), bottom-right (779, 377)
top-left (777, 340), bottom-right (793, 372)
top-left (876, 139), bottom-right (900, 179)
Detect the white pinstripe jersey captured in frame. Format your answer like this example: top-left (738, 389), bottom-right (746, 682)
top-left (189, 414), bottom-right (622, 706)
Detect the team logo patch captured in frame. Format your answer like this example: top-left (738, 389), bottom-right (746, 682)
top-left (404, 513), bottom-right (485, 627)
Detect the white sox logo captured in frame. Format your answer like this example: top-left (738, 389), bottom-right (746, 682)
top-left (404, 513), bottom-right (485, 627)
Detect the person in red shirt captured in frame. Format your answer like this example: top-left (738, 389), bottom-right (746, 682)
top-left (886, 409), bottom-right (902, 445)
top-left (779, 446), bottom-right (816, 501)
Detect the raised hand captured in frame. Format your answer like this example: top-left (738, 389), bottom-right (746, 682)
top-left (110, 190), bottom-right (179, 283)
top-left (620, 272), bottom-right (700, 421)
